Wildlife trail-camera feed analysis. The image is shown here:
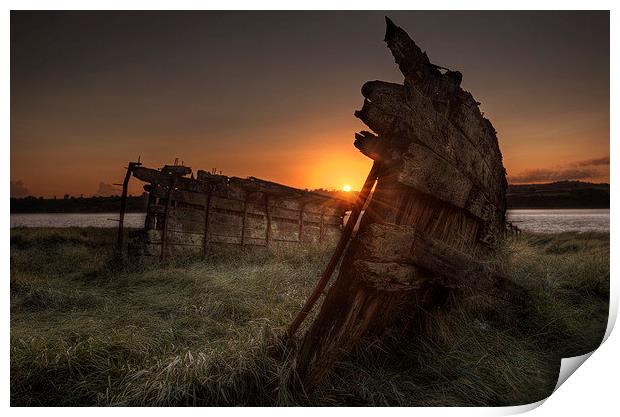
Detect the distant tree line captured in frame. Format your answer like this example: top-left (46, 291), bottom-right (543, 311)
top-left (9, 181), bottom-right (609, 213)
top-left (10, 194), bottom-right (148, 213)
top-left (506, 181), bottom-right (609, 209)
top-left (309, 188), bottom-right (358, 203)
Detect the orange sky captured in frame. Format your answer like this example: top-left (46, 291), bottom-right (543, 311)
top-left (11, 11), bottom-right (609, 198)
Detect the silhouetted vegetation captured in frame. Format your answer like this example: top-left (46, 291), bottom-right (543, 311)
top-left (10, 181), bottom-right (608, 215)
top-left (10, 228), bottom-right (608, 406)
top-left (507, 181), bottom-right (609, 208)
top-left (10, 194), bottom-right (148, 213)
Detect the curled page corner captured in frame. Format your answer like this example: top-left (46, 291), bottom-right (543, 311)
top-left (502, 398), bottom-right (547, 415)
top-left (553, 351), bottom-right (595, 392)
top-left (527, 283), bottom-right (616, 410)
top-left (495, 351), bottom-right (597, 416)
top-left (549, 297), bottom-right (617, 395)
top-left (603, 296), bottom-right (617, 343)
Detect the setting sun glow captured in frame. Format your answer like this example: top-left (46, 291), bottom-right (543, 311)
top-left (342, 185), bottom-right (351, 192)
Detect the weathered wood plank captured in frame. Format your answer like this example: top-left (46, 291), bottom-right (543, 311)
top-left (168, 206), bottom-right (207, 226)
top-left (144, 184), bottom-right (208, 207)
top-left (383, 17), bottom-right (439, 85)
top-left (356, 81), bottom-right (505, 210)
top-left (211, 196), bottom-right (244, 212)
top-left (208, 234), bottom-right (242, 245)
top-left (141, 243), bottom-right (204, 257)
top-left (133, 166), bottom-right (209, 193)
top-left (302, 211), bottom-right (322, 225)
top-left (270, 221), bottom-right (301, 241)
top-left (160, 175), bottom-right (177, 260)
top-left (351, 260), bottom-right (426, 291)
top-left (209, 213), bottom-right (243, 238)
top-left (243, 215), bottom-right (268, 239)
top-left (269, 206), bottom-right (302, 221)
top-left (203, 187), bottom-right (213, 256)
top-left (321, 215), bottom-right (343, 227)
top-left (264, 194), bottom-right (272, 245)
top-left (142, 229), bottom-right (206, 246)
top-left (384, 17), bottom-right (503, 165)
top-left (396, 143), bottom-right (500, 222)
top-left (355, 222), bottom-right (527, 303)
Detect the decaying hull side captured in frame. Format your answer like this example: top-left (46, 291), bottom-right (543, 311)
top-left (293, 18), bottom-right (516, 389)
top-left (121, 164), bottom-right (347, 261)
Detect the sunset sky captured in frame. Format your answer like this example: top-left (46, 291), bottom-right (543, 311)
top-left (11, 11), bottom-right (609, 198)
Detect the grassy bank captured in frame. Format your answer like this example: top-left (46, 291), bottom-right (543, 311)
top-left (10, 228), bottom-right (609, 406)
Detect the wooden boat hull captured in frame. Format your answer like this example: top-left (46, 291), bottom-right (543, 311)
top-left (294, 17), bottom-right (511, 390)
top-left (120, 165), bottom-right (348, 261)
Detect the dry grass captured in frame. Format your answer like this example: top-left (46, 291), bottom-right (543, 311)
top-left (10, 228), bottom-right (609, 406)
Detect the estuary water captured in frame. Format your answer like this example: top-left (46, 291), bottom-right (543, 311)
top-left (506, 209), bottom-right (609, 234)
top-left (10, 209), bottom-right (610, 234)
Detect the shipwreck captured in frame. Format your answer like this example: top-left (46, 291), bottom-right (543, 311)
top-left (115, 17), bottom-right (525, 392)
top-left (287, 18), bottom-right (526, 390)
top-left (117, 162), bottom-right (349, 261)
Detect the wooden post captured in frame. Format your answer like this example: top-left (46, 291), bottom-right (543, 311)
top-left (160, 175), bottom-right (177, 261)
top-left (319, 207), bottom-right (325, 243)
top-left (298, 203), bottom-right (306, 244)
top-left (264, 194), bottom-right (272, 246)
top-left (117, 161), bottom-right (140, 253)
top-left (202, 186), bottom-right (213, 257)
top-left (241, 191), bottom-right (250, 246)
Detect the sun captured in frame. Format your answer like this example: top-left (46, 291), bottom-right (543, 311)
top-left (342, 185), bottom-right (351, 192)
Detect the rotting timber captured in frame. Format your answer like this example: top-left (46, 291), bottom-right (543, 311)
top-left (291, 18), bottom-right (525, 390)
top-left (117, 163), bottom-right (348, 261)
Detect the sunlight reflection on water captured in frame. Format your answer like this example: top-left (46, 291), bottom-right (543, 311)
top-left (506, 209), bottom-right (609, 233)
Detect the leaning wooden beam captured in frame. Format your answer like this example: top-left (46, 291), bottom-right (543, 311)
top-left (285, 162), bottom-right (379, 339)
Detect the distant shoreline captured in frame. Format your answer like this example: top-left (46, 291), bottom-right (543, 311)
top-left (11, 208), bottom-right (609, 233)
top-left (10, 180), bottom-right (610, 213)
top-left (9, 207), bottom-right (612, 214)
top-left (507, 207), bottom-right (610, 210)
top-left (506, 180), bottom-right (609, 209)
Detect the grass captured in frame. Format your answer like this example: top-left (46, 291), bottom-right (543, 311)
top-left (10, 227), bottom-right (609, 406)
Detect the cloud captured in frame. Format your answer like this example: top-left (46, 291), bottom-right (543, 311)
top-left (10, 180), bottom-right (31, 198)
top-left (509, 155), bottom-right (609, 184)
top-left (94, 182), bottom-right (119, 197)
top-left (508, 168), bottom-right (600, 184)
top-left (572, 156), bottom-right (609, 167)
